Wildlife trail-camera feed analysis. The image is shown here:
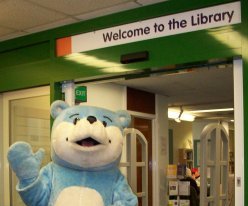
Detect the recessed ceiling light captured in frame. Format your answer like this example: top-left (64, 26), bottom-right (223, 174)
top-left (168, 109), bottom-right (195, 122)
top-left (191, 108), bottom-right (234, 113)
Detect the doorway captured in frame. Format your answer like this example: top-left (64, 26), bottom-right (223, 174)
top-left (112, 58), bottom-right (243, 206)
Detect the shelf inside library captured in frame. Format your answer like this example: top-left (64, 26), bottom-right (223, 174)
top-left (178, 148), bottom-right (193, 169)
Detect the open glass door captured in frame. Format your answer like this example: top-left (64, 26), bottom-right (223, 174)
top-left (2, 86), bottom-right (50, 206)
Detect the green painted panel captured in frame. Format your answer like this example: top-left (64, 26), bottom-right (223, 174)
top-left (0, 59), bottom-right (110, 92)
top-left (0, 25), bottom-right (243, 92)
top-left (0, 0), bottom-right (245, 97)
top-left (0, 42), bottom-right (50, 69)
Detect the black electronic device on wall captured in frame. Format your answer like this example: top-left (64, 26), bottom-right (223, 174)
top-left (120, 51), bottom-right (149, 64)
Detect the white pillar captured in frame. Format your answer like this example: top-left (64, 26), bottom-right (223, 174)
top-left (62, 81), bottom-right (75, 106)
top-left (233, 58), bottom-right (244, 206)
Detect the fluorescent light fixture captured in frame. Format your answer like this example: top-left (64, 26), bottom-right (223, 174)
top-left (168, 110), bottom-right (180, 119)
top-left (64, 53), bottom-right (120, 68)
top-left (64, 53), bottom-right (131, 73)
top-left (168, 109), bottom-right (195, 122)
top-left (174, 118), bottom-right (181, 123)
top-left (180, 113), bottom-right (195, 121)
top-left (191, 108), bottom-right (234, 113)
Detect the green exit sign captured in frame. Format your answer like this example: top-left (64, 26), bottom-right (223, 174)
top-left (75, 86), bottom-right (87, 102)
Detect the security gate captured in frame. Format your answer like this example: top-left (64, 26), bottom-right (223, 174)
top-left (120, 128), bottom-right (148, 206)
top-left (200, 123), bottom-right (229, 206)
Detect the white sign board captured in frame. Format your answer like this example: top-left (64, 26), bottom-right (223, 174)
top-left (58, 2), bottom-right (241, 55)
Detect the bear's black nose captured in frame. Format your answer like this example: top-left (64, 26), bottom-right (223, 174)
top-left (87, 116), bottom-right (97, 124)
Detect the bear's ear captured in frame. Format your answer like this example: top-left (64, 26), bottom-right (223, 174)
top-left (116, 110), bottom-right (131, 128)
top-left (51, 100), bottom-right (69, 119)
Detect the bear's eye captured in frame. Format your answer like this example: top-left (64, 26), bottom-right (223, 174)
top-left (73, 117), bottom-right (80, 125)
top-left (102, 121), bottom-right (107, 127)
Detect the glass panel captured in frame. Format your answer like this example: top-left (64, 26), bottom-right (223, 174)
top-left (9, 95), bottom-right (50, 206)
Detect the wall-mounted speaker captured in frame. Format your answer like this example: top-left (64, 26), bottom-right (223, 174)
top-left (120, 51), bottom-right (149, 64)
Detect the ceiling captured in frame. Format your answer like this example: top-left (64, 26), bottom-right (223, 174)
top-left (0, 0), bottom-right (165, 42)
top-left (116, 63), bottom-right (234, 121)
top-left (0, 0), bottom-right (234, 122)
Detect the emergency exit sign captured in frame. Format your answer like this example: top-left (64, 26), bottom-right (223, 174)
top-left (75, 86), bottom-right (87, 102)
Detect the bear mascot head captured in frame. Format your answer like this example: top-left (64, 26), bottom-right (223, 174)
top-left (8, 100), bottom-right (138, 206)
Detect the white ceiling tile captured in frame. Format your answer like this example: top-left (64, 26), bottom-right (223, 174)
top-left (76, 2), bottom-right (139, 20)
top-left (136, 0), bottom-right (167, 6)
top-left (0, 31), bottom-right (28, 42)
top-left (0, 26), bottom-right (15, 36)
top-left (28, 0), bottom-right (134, 16)
top-left (0, 0), bottom-right (68, 30)
top-left (25, 17), bottom-right (77, 33)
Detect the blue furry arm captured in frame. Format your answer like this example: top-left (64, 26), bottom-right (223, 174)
top-left (17, 165), bottom-right (53, 206)
top-left (112, 171), bottom-right (138, 206)
top-left (8, 142), bottom-right (52, 206)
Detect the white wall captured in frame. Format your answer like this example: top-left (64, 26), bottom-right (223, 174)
top-left (233, 58), bottom-right (244, 205)
top-left (169, 121), bottom-right (193, 164)
top-left (79, 83), bottom-right (126, 111)
top-left (155, 94), bottom-right (169, 206)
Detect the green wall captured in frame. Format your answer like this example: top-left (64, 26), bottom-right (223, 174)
top-left (0, 0), bottom-right (248, 204)
top-left (0, 0), bottom-right (246, 92)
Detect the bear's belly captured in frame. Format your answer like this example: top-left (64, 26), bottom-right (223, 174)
top-left (54, 186), bottom-right (104, 206)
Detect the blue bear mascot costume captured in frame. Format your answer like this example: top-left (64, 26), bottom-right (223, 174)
top-left (8, 100), bottom-right (138, 206)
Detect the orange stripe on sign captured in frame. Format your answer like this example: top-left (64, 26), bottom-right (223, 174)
top-left (56, 37), bottom-right (72, 57)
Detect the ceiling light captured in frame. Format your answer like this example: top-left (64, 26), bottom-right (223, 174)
top-left (180, 113), bottom-right (195, 121)
top-left (191, 108), bottom-right (234, 113)
top-left (175, 118), bottom-right (181, 123)
top-left (168, 108), bottom-right (195, 122)
top-left (64, 53), bottom-right (130, 73)
top-left (168, 110), bottom-right (181, 119)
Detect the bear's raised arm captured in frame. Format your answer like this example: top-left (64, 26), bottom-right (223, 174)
top-left (17, 166), bottom-right (53, 206)
top-left (8, 141), bottom-right (52, 206)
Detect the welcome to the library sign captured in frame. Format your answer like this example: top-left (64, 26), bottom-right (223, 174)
top-left (56, 1), bottom-right (241, 56)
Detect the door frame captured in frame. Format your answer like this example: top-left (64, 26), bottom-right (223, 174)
top-left (233, 58), bottom-right (244, 205)
top-left (0, 94), bottom-right (3, 206)
top-left (1, 86), bottom-right (49, 206)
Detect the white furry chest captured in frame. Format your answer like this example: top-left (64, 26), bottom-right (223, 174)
top-left (55, 186), bottom-right (104, 206)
